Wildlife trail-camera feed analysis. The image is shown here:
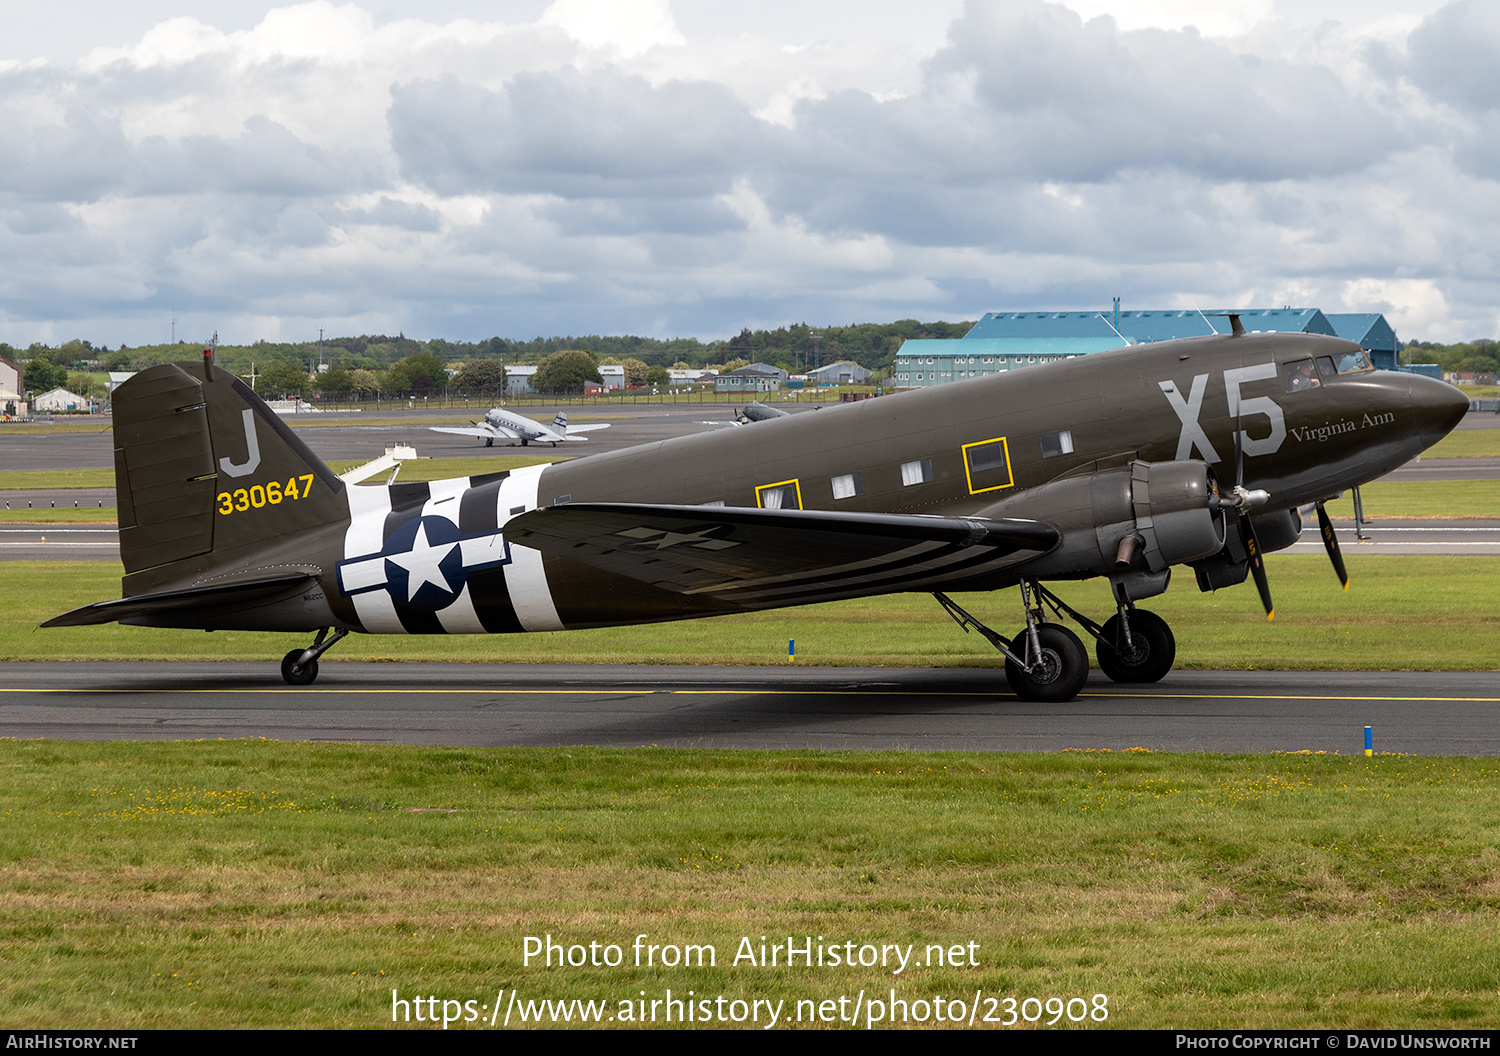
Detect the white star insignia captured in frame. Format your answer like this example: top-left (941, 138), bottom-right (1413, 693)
top-left (385, 521), bottom-right (459, 601)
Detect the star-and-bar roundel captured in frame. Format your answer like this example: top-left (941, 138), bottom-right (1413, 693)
top-left (336, 515), bottom-right (512, 613)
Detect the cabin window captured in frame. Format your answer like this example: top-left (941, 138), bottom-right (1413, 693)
top-left (1316, 356), bottom-right (1337, 377)
top-left (900, 459), bottom-right (933, 486)
top-left (1283, 359), bottom-right (1320, 392)
top-left (1040, 429), bottom-right (1074, 458)
top-left (755, 480), bottom-right (802, 510)
top-left (962, 437), bottom-right (1014, 494)
top-left (831, 472), bottom-right (864, 500)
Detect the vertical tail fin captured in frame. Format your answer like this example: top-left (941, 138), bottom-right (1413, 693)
top-left (552, 411), bottom-right (568, 435)
top-left (113, 362), bottom-right (346, 591)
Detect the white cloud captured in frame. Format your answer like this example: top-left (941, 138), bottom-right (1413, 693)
top-left (0, 0), bottom-right (1495, 346)
top-left (540, 0), bottom-right (685, 58)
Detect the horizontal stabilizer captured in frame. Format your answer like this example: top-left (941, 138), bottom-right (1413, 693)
top-left (506, 502), bottom-right (1057, 607)
top-left (42, 573), bottom-right (316, 628)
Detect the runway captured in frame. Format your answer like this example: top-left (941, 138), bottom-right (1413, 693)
top-left (2, 662), bottom-right (1497, 755)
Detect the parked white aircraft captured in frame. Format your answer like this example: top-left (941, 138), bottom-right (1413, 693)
top-left (430, 408), bottom-right (610, 447)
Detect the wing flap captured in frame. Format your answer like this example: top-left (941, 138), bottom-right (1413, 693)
top-left (505, 502), bottom-right (1057, 607)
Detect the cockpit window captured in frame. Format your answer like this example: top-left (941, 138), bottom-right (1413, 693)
top-left (1316, 357), bottom-right (1337, 377)
top-left (1283, 359), bottom-right (1320, 392)
top-left (1334, 349), bottom-right (1373, 374)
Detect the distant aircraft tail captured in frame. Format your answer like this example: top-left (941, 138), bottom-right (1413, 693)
top-left (552, 411), bottom-right (568, 435)
top-left (110, 361), bottom-right (346, 595)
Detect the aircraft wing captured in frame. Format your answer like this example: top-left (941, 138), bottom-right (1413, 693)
top-left (429, 424), bottom-right (521, 440)
top-left (42, 572), bottom-right (317, 627)
top-left (505, 502), bottom-right (1058, 608)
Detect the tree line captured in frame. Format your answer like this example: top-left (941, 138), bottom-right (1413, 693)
top-left (1403, 339), bottom-right (1500, 375)
top-left (3, 319), bottom-right (976, 399)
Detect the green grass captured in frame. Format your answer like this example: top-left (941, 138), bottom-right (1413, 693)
top-left (0, 421), bottom-right (112, 434)
top-left (0, 741), bottom-right (1497, 1028)
top-left (0, 468), bottom-right (116, 489)
top-left (1323, 480), bottom-right (1500, 519)
top-left (9, 556), bottom-right (1500, 670)
top-left (1423, 429), bottom-right (1500, 458)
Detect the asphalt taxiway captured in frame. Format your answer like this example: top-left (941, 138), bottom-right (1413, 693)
top-left (2, 662), bottom-right (1497, 755)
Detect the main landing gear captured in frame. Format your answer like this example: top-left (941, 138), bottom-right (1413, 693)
top-left (934, 581), bottom-right (1177, 702)
top-left (280, 626), bottom-right (349, 686)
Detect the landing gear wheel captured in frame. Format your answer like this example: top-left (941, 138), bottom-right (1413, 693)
top-left (485, 438), bottom-right (493, 447)
top-left (281, 650), bottom-right (318, 686)
top-left (1095, 609), bottom-right (1175, 684)
top-left (1004, 624), bottom-right (1089, 702)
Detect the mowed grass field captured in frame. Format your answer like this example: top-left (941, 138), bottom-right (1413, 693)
top-left (2, 741), bottom-right (1499, 1028)
top-left (6, 555), bottom-right (1500, 670)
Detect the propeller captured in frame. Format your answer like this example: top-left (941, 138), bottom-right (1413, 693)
top-left (1315, 501), bottom-right (1349, 591)
top-left (1219, 407), bottom-right (1351, 618)
top-left (1230, 410), bottom-right (1275, 621)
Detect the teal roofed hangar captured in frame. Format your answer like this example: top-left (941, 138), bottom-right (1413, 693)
top-left (891, 307), bottom-right (1399, 389)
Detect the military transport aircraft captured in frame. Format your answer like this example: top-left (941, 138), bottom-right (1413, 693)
top-left (429, 407), bottom-right (609, 447)
top-left (699, 401), bottom-right (794, 427)
top-left (44, 321), bottom-right (1468, 702)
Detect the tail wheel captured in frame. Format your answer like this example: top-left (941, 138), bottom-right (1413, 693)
top-left (1004, 624), bottom-right (1089, 702)
top-left (281, 650), bottom-right (318, 686)
top-left (1095, 609), bottom-right (1175, 683)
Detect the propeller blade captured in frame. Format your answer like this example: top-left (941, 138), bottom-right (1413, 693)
top-left (1242, 514), bottom-right (1274, 621)
top-left (1234, 407), bottom-right (1245, 489)
top-left (1316, 502), bottom-right (1349, 591)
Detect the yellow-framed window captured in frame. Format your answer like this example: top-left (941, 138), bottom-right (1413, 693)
top-left (755, 479), bottom-right (803, 510)
top-left (962, 437), bottom-right (1014, 494)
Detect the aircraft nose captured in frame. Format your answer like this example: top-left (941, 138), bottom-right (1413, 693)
top-left (1407, 374), bottom-right (1470, 449)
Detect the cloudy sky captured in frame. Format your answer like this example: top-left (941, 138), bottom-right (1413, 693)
top-left (1, 0), bottom-right (1494, 347)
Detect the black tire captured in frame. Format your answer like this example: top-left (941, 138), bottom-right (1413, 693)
top-left (1095, 609), bottom-right (1175, 683)
top-left (1004, 624), bottom-right (1089, 702)
top-left (281, 649), bottom-right (318, 686)
top-left (485, 438), bottom-right (493, 447)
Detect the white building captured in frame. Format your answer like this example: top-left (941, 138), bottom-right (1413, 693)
top-left (32, 388), bottom-right (94, 412)
top-left (0, 356), bottom-right (20, 397)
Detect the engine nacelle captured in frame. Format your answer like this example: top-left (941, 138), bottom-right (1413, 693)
top-left (979, 460), bottom-right (1226, 584)
top-left (1191, 507), bottom-right (1301, 592)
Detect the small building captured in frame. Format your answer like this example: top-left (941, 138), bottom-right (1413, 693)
top-left (108, 371), bottom-right (137, 395)
top-left (806, 361), bottom-right (872, 386)
top-left (599, 364), bottom-right (626, 390)
top-left (0, 357), bottom-right (21, 398)
top-left (32, 388), bottom-right (94, 413)
top-left (502, 365), bottom-right (536, 395)
top-left (0, 388), bottom-right (27, 418)
top-left (715, 363), bottom-right (787, 393)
